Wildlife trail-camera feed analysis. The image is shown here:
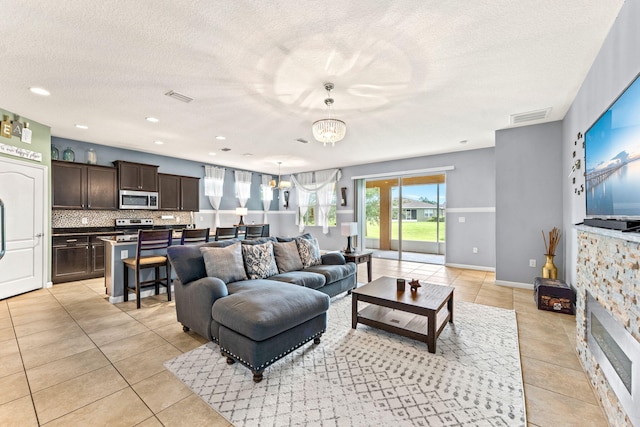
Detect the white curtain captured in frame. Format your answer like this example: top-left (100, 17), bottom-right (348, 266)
top-left (261, 174), bottom-right (273, 224)
top-left (234, 170), bottom-right (252, 207)
top-left (291, 169), bottom-right (341, 234)
top-left (293, 172), bottom-right (314, 233)
top-left (204, 166), bottom-right (225, 228)
top-left (315, 169), bottom-right (340, 234)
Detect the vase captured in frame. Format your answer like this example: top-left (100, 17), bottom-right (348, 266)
top-left (62, 147), bottom-right (75, 162)
top-left (542, 254), bottom-right (558, 279)
top-left (51, 145), bottom-right (59, 160)
top-left (86, 148), bottom-right (97, 164)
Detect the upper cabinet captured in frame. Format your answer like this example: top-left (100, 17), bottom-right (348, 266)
top-left (159, 173), bottom-right (200, 211)
top-left (52, 161), bottom-right (118, 210)
top-left (113, 161), bottom-right (158, 191)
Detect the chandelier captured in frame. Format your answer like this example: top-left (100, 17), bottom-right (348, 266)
top-left (269, 162), bottom-right (291, 189)
top-left (312, 82), bottom-right (346, 146)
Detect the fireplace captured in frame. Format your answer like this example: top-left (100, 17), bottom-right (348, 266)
top-left (586, 293), bottom-right (639, 426)
top-left (576, 225), bottom-right (640, 427)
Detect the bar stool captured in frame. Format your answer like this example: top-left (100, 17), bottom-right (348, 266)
top-left (180, 227), bottom-right (210, 245)
top-left (214, 226), bottom-right (238, 241)
top-left (244, 225), bottom-right (264, 239)
top-left (123, 229), bottom-right (173, 309)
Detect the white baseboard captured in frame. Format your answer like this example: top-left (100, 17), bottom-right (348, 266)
top-left (494, 280), bottom-right (534, 290)
top-left (44, 281), bottom-right (53, 289)
top-left (445, 263), bottom-right (495, 272)
top-left (108, 286), bottom-right (172, 304)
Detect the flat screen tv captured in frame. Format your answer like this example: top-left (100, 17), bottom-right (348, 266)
top-left (585, 73), bottom-right (640, 220)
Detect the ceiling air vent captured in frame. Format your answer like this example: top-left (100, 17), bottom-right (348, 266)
top-left (164, 90), bottom-right (193, 103)
top-left (510, 108), bottom-right (551, 125)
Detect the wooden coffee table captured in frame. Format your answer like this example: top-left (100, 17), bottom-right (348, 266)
top-left (351, 276), bottom-right (454, 353)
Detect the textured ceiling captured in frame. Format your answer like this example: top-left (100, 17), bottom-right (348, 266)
top-left (0, 0), bottom-right (624, 175)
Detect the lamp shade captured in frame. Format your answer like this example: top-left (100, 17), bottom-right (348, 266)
top-left (341, 222), bottom-right (358, 237)
top-left (235, 207), bottom-right (248, 216)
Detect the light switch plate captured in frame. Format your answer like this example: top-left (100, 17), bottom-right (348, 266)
top-left (121, 250), bottom-right (128, 259)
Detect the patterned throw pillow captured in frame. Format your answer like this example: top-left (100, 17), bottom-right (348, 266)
top-left (242, 241), bottom-right (279, 280)
top-left (296, 237), bottom-right (321, 268)
top-left (200, 242), bottom-right (247, 284)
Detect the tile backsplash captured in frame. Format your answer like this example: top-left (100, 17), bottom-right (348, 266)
top-left (52, 209), bottom-right (193, 228)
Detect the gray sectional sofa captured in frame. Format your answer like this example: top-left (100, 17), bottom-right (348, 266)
top-left (166, 235), bottom-right (356, 381)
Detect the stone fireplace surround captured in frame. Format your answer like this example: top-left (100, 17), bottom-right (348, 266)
top-left (576, 225), bottom-right (640, 427)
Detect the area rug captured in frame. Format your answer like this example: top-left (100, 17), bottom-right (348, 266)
top-left (164, 294), bottom-right (526, 426)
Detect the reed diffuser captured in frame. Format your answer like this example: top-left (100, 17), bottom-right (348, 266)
top-left (542, 227), bottom-right (561, 279)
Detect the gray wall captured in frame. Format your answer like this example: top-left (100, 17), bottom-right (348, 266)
top-left (562, 0), bottom-right (640, 287)
top-left (274, 147), bottom-right (497, 268)
top-left (495, 121), bottom-right (564, 284)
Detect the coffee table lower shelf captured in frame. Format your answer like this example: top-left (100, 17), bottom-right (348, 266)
top-left (354, 304), bottom-right (451, 353)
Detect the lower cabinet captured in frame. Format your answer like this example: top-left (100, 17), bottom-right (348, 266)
top-left (52, 235), bottom-right (106, 284)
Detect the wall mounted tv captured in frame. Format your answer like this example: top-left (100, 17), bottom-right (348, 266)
top-left (585, 72), bottom-right (640, 221)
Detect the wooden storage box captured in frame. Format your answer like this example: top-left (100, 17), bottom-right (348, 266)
top-left (533, 277), bottom-right (575, 315)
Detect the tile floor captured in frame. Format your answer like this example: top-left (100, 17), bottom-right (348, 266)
top-left (0, 259), bottom-right (608, 426)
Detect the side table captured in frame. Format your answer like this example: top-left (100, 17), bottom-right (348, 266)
top-left (342, 250), bottom-right (373, 283)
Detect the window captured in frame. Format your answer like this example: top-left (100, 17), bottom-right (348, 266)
top-left (300, 192), bottom-right (337, 227)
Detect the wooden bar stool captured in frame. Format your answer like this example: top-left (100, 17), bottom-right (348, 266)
top-left (180, 227), bottom-right (210, 245)
top-left (123, 229), bottom-right (173, 309)
top-left (244, 225), bottom-right (264, 239)
top-left (214, 226), bottom-right (238, 241)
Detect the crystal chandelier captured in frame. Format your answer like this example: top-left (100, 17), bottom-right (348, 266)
top-left (269, 162), bottom-right (291, 189)
top-left (312, 82), bottom-right (346, 146)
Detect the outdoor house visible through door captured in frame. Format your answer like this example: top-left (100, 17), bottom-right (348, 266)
top-left (0, 156), bottom-right (48, 299)
top-left (356, 171), bottom-right (448, 263)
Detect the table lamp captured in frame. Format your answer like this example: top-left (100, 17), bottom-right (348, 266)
top-left (341, 222), bottom-right (358, 254)
top-left (236, 207), bottom-right (248, 225)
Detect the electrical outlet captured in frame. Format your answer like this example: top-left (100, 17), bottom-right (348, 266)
top-left (529, 259), bottom-right (537, 267)
top-left (120, 250), bottom-right (128, 260)
top-left (472, 247), bottom-right (478, 254)
top-left (458, 217), bottom-right (466, 223)
top-left (81, 217), bottom-right (88, 224)
top-left (176, 216), bottom-right (180, 223)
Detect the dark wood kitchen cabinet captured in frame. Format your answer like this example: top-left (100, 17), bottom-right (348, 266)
top-left (159, 173), bottom-right (199, 211)
top-left (114, 161), bottom-right (158, 191)
top-left (52, 235), bottom-right (107, 283)
top-left (52, 161), bottom-right (118, 210)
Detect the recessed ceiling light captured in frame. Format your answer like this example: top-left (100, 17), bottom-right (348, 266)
top-left (29, 87), bottom-right (50, 96)
top-left (146, 117), bottom-right (159, 123)
top-left (208, 152), bottom-right (216, 156)
top-left (75, 124), bottom-right (88, 129)
top-left (154, 140), bottom-right (164, 145)
top-left (221, 148), bottom-right (231, 152)
top-left (243, 153), bottom-right (253, 157)
top-left (215, 136), bottom-right (226, 140)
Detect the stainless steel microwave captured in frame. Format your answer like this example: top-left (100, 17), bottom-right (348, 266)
top-left (119, 190), bottom-right (159, 210)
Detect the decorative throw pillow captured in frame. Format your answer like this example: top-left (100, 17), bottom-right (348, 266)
top-left (296, 237), bottom-right (321, 268)
top-left (273, 240), bottom-right (304, 273)
top-left (200, 242), bottom-right (247, 284)
top-left (242, 241), bottom-right (279, 280)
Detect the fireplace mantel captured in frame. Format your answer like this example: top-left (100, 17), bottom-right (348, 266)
top-left (575, 224), bottom-right (640, 427)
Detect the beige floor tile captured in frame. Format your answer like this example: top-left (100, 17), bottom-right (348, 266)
top-left (0, 316), bottom-right (12, 330)
top-left (0, 395), bottom-right (38, 427)
top-left (86, 318), bottom-right (150, 347)
top-left (136, 416), bottom-right (165, 426)
top-left (521, 356), bottom-right (598, 404)
top-left (13, 314), bottom-right (78, 339)
top-left (99, 330), bottom-right (168, 363)
top-left (0, 349), bottom-right (24, 378)
top-left (114, 342), bottom-right (181, 384)
top-left (10, 306), bottom-right (69, 327)
top-left (132, 370), bottom-right (193, 413)
top-left (474, 294), bottom-right (514, 310)
top-left (32, 365), bottom-right (128, 424)
top-left (157, 394), bottom-right (231, 427)
top-left (74, 310), bottom-right (134, 334)
top-left (524, 384), bottom-right (608, 427)
top-left (0, 326), bottom-right (15, 342)
top-left (26, 348), bottom-right (110, 392)
top-left (154, 324), bottom-right (208, 352)
top-left (42, 387), bottom-right (153, 427)
top-left (0, 371), bottom-right (30, 405)
top-left (21, 333), bottom-right (96, 370)
top-left (518, 335), bottom-right (582, 371)
top-left (477, 284), bottom-right (514, 298)
top-left (17, 322), bottom-right (86, 351)
top-left (129, 304), bottom-right (179, 330)
top-left (65, 299), bottom-right (123, 321)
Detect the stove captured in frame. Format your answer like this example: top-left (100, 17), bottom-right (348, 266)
top-left (114, 218), bottom-right (154, 239)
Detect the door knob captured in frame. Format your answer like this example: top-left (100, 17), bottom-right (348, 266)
top-left (35, 233), bottom-right (44, 237)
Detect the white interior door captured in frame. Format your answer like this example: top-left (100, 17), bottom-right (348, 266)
top-left (0, 157), bottom-right (47, 299)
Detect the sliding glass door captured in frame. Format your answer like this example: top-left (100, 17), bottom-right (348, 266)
top-left (361, 174), bottom-right (445, 262)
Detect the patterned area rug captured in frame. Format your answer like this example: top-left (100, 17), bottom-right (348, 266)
top-left (164, 294), bottom-right (526, 426)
